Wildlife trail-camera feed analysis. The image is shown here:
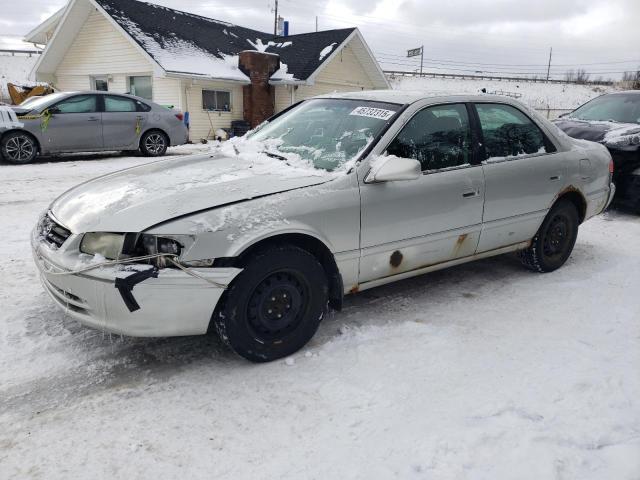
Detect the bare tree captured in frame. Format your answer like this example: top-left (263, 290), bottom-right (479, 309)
top-left (575, 69), bottom-right (590, 84)
top-left (564, 69), bottom-right (575, 82)
top-left (622, 70), bottom-right (640, 89)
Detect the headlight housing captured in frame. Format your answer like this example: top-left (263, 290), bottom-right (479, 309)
top-left (80, 232), bottom-right (187, 265)
top-left (80, 233), bottom-right (125, 259)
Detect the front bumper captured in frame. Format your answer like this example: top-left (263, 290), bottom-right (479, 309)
top-left (31, 232), bottom-right (242, 337)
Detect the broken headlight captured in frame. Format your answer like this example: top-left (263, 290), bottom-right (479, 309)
top-left (80, 233), bottom-right (126, 260)
top-left (80, 233), bottom-right (187, 266)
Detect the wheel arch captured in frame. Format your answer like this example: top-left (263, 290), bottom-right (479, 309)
top-left (555, 188), bottom-right (587, 224)
top-left (0, 128), bottom-right (41, 153)
top-left (139, 127), bottom-right (169, 147)
top-left (221, 232), bottom-right (344, 312)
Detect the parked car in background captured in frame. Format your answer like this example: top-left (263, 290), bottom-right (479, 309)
top-left (0, 91), bottom-right (188, 164)
top-left (32, 91), bottom-right (614, 362)
top-left (554, 91), bottom-right (640, 211)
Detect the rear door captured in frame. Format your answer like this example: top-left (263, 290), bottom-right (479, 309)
top-left (101, 95), bottom-right (149, 149)
top-left (43, 94), bottom-right (102, 152)
top-left (473, 102), bottom-right (568, 252)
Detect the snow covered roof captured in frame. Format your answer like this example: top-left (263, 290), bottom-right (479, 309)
top-left (93, 0), bottom-right (357, 83)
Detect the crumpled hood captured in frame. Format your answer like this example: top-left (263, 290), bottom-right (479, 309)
top-left (51, 152), bottom-right (334, 233)
top-left (554, 118), bottom-right (640, 144)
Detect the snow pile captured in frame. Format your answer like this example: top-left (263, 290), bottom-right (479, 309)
top-left (390, 75), bottom-right (617, 115)
top-left (0, 54), bottom-right (39, 101)
top-left (0, 148), bottom-right (639, 478)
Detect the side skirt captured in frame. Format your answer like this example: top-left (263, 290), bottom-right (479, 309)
top-left (353, 240), bottom-right (531, 293)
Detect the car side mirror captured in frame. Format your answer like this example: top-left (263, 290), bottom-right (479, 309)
top-left (47, 107), bottom-right (60, 115)
top-left (365, 155), bottom-right (422, 183)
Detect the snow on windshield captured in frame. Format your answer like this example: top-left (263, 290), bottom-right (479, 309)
top-left (246, 99), bottom-right (401, 172)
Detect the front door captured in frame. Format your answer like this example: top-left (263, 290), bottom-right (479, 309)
top-left (473, 102), bottom-right (568, 252)
top-left (101, 95), bottom-right (148, 150)
top-left (359, 103), bottom-right (485, 284)
top-left (43, 94), bottom-right (102, 152)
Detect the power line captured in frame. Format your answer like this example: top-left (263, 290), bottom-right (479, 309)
top-left (375, 51), bottom-right (640, 68)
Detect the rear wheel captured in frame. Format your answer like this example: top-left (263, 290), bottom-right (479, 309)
top-left (1, 131), bottom-right (38, 164)
top-left (519, 200), bottom-right (579, 272)
top-left (140, 130), bottom-right (168, 157)
top-left (213, 246), bottom-right (329, 363)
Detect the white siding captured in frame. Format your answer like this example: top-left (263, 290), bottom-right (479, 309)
top-left (153, 77), bottom-right (181, 108)
top-left (182, 79), bottom-right (245, 141)
top-left (274, 42), bottom-right (377, 112)
top-left (57, 10), bottom-right (153, 75)
top-left (54, 10), bottom-right (154, 91)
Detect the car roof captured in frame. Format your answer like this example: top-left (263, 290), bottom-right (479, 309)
top-left (60, 91), bottom-right (148, 101)
top-left (314, 89), bottom-right (524, 106)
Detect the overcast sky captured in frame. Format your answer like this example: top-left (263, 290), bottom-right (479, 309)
top-left (1, 0), bottom-right (639, 79)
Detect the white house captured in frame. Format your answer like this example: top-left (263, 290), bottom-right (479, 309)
top-left (27, 0), bottom-right (389, 140)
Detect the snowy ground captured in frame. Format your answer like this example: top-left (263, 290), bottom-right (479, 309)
top-left (390, 76), bottom-right (617, 118)
top-left (1, 148), bottom-right (639, 479)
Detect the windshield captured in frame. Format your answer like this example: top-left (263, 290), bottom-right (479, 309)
top-left (19, 93), bottom-right (66, 111)
top-left (570, 94), bottom-right (640, 124)
top-left (248, 98), bottom-right (402, 171)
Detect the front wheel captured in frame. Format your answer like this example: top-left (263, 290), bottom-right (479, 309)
top-left (519, 200), bottom-right (579, 272)
top-left (140, 131), bottom-right (168, 157)
top-left (213, 246), bottom-right (329, 362)
top-left (1, 131), bottom-right (38, 164)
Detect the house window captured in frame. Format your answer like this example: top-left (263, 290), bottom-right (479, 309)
top-left (202, 90), bottom-right (231, 112)
top-left (91, 76), bottom-right (109, 91)
top-left (128, 76), bottom-right (153, 100)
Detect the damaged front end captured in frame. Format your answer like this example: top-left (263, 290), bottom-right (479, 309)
top-left (32, 212), bottom-right (242, 337)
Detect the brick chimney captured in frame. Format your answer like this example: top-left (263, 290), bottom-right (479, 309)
top-left (238, 51), bottom-right (280, 128)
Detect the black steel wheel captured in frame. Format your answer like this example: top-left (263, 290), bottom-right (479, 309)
top-left (519, 199), bottom-right (579, 272)
top-left (1, 131), bottom-right (38, 164)
top-left (213, 245), bottom-right (329, 363)
top-left (140, 130), bottom-right (168, 157)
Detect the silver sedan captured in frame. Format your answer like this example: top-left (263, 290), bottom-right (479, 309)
top-left (32, 91), bottom-right (614, 362)
top-left (0, 91), bottom-right (188, 164)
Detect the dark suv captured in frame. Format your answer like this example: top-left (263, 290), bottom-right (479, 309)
top-left (554, 91), bottom-right (640, 212)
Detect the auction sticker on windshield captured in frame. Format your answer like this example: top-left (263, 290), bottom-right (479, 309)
top-left (349, 106), bottom-right (396, 120)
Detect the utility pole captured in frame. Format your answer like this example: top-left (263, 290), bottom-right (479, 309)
top-left (546, 47), bottom-right (553, 81)
top-left (420, 45), bottom-right (424, 77)
top-left (273, 0), bottom-right (278, 36)
top-left (315, 16), bottom-right (318, 32)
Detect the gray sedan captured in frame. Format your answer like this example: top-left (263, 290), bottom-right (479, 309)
top-left (32, 91), bottom-right (614, 362)
top-left (0, 91), bottom-right (188, 164)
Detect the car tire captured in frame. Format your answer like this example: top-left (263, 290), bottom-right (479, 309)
top-left (213, 245), bottom-right (329, 363)
top-left (1, 131), bottom-right (38, 164)
top-left (519, 200), bottom-right (579, 272)
top-left (139, 130), bottom-right (168, 157)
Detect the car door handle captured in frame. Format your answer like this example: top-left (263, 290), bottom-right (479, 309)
top-left (549, 175), bottom-right (561, 181)
top-left (87, 117), bottom-right (100, 122)
top-left (462, 190), bottom-right (480, 198)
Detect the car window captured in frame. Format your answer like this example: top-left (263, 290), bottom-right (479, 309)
top-left (569, 94), bottom-right (640, 124)
top-left (476, 103), bottom-right (554, 159)
top-left (53, 95), bottom-right (97, 114)
top-left (104, 96), bottom-right (137, 112)
top-left (386, 104), bottom-right (472, 172)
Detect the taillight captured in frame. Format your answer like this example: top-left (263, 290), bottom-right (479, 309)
top-left (609, 159), bottom-right (614, 174)
top-left (175, 113), bottom-right (184, 121)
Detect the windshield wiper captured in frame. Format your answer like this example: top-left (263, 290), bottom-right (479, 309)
top-left (262, 151), bottom-right (289, 162)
